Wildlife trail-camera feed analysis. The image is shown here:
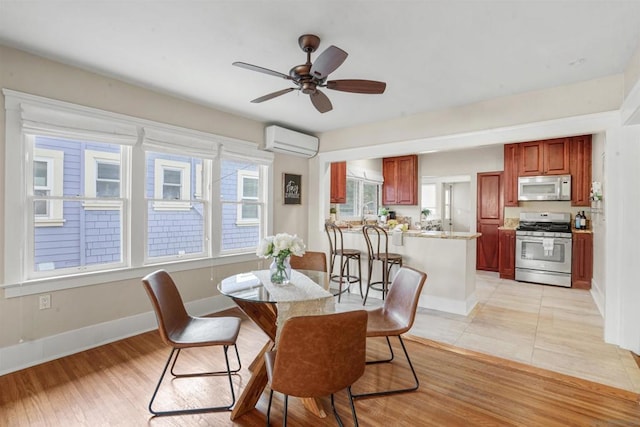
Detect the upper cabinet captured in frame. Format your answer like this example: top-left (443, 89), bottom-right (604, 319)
top-left (503, 135), bottom-right (591, 207)
top-left (382, 155), bottom-right (418, 205)
top-left (569, 135), bottom-right (592, 207)
top-left (520, 138), bottom-right (570, 176)
top-left (330, 161), bottom-right (347, 204)
top-left (503, 144), bottom-right (520, 207)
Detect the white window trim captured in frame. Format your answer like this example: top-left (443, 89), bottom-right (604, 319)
top-left (236, 170), bottom-right (259, 225)
top-left (153, 158), bottom-right (191, 211)
top-left (84, 149), bottom-right (121, 210)
top-left (33, 147), bottom-right (64, 226)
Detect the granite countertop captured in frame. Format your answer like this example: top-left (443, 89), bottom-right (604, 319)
top-left (340, 227), bottom-right (481, 240)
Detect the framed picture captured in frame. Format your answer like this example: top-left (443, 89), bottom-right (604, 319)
top-left (283, 173), bottom-right (302, 205)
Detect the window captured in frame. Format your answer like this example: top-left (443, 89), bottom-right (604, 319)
top-left (341, 177), bottom-right (380, 219)
top-left (151, 157), bottom-right (192, 211)
top-left (146, 152), bottom-right (205, 261)
top-left (3, 89), bottom-right (274, 296)
top-left (33, 148), bottom-right (64, 226)
top-left (421, 182), bottom-right (438, 218)
top-left (31, 137), bottom-right (126, 276)
top-left (237, 170), bottom-right (259, 224)
top-left (84, 149), bottom-right (121, 210)
top-left (220, 159), bottom-right (265, 253)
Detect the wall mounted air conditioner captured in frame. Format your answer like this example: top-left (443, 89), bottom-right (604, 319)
top-left (264, 125), bottom-right (319, 158)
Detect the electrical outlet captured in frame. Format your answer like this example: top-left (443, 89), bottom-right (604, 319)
top-left (39, 294), bottom-right (51, 310)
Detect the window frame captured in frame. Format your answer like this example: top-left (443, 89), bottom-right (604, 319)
top-left (340, 177), bottom-right (381, 220)
top-left (152, 157), bottom-right (192, 211)
top-left (84, 149), bottom-right (121, 210)
top-left (236, 169), bottom-right (260, 225)
top-left (33, 147), bottom-right (65, 226)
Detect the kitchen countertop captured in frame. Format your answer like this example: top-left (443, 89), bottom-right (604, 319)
top-left (572, 228), bottom-right (593, 234)
top-left (340, 227), bottom-right (481, 240)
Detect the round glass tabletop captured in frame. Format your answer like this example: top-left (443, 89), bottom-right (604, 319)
top-left (217, 270), bottom-right (345, 303)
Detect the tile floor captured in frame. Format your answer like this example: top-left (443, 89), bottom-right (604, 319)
top-left (336, 271), bottom-right (640, 393)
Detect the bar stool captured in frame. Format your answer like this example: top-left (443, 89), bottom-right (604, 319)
top-left (325, 223), bottom-right (362, 302)
top-left (362, 224), bottom-right (403, 305)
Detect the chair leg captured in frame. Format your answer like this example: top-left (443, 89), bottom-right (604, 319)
top-left (330, 393), bottom-right (346, 427)
top-left (347, 386), bottom-right (360, 427)
top-left (351, 335), bottom-right (419, 399)
top-left (357, 255), bottom-right (363, 299)
top-left (266, 389), bottom-right (274, 426)
top-left (148, 345), bottom-right (238, 416)
top-left (282, 395), bottom-right (289, 427)
top-left (362, 259), bottom-right (374, 306)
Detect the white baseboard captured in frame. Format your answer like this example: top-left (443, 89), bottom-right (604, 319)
top-left (418, 292), bottom-right (478, 316)
top-left (0, 295), bottom-right (236, 376)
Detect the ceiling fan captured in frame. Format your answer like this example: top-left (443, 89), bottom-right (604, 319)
top-left (233, 34), bottom-right (386, 113)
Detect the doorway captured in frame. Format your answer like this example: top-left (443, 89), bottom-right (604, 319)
top-left (443, 181), bottom-right (471, 233)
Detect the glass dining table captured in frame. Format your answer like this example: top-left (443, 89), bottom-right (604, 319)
top-left (217, 269), bottom-right (344, 420)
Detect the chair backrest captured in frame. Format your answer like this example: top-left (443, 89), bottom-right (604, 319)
top-left (290, 251), bottom-right (327, 272)
top-left (270, 310), bottom-right (368, 397)
top-left (324, 222), bottom-right (346, 255)
top-left (383, 266), bottom-right (427, 333)
top-left (362, 224), bottom-right (390, 260)
top-left (141, 269), bottom-right (190, 346)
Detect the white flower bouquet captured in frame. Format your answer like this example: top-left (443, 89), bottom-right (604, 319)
top-left (256, 233), bottom-right (305, 284)
top-left (256, 233), bottom-right (306, 260)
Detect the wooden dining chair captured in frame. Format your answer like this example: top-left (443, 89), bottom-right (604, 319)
top-left (290, 251), bottom-right (327, 272)
top-left (265, 310), bottom-right (368, 426)
top-left (141, 269), bottom-right (242, 416)
top-left (352, 266), bottom-right (427, 399)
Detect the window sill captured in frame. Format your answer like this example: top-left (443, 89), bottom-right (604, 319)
top-left (2, 252), bottom-right (260, 298)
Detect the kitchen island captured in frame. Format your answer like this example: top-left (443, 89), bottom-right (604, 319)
top-left (340, 228), bottom-right (481, 316)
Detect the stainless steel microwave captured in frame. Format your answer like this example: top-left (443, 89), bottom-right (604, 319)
top-left (517, 175), bottom-right (571, 201)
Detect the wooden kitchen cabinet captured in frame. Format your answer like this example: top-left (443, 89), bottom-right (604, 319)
top-left (520, 138), bottom-right (570, 176)
top-left (572, 232), bottom-right (593, 289)
top-left (382, 155), bottom-right (418, 205)
top-left (503, 143), bottom-right (520, 207)
top-left (330, 161), bottom-right (347, 204)
top-left (569, 135), bottom-right (592, 206)
top-left (498, 229), bottom-right (516, 280)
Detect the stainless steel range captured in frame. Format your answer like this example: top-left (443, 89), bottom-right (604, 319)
top-left (515, 212), bottom-right (573, 287)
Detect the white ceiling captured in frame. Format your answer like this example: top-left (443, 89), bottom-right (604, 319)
top-left (1, 1), bottom-right (640, 134)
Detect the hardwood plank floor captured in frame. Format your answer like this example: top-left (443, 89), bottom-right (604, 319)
top-left (1, 309), bottom-right (638, 426)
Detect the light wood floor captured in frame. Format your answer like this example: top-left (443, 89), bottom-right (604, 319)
top-left (1, 307), bottom-right (639, 426)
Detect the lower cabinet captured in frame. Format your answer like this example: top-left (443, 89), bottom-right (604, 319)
top-left (572, 232), bottom-right (593, 289)
top-left (498, 229), bottom-right (516, 280)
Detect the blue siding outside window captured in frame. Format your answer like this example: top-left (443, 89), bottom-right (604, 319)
top-left (220, 159), bottom-right (260, 251)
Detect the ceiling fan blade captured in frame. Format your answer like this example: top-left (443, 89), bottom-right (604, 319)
top-left (310, 89), bottom-right (333, 113)
top-left (326, 79), bottom-right (387, 94)
top-left (251, 88), bottom-right (296, 103)
top-left (233, 62), bottom-right (291, 80)
top-left (310, 46), bottom-right (348, 80)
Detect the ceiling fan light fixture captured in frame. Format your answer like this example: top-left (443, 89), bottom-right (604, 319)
top-left (233, 34), bottom-right (386, 113)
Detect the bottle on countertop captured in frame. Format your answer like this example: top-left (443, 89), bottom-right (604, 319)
top-left (575, 212), bottom-right (582, 230)
top-left (580, 211), bottom-right (587, 229)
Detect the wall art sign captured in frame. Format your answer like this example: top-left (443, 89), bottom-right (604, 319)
top-left (283, 173), bottom-right (301, 205)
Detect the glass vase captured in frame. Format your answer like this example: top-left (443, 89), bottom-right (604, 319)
top-left (270, 255), bottom-right (291, 285)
